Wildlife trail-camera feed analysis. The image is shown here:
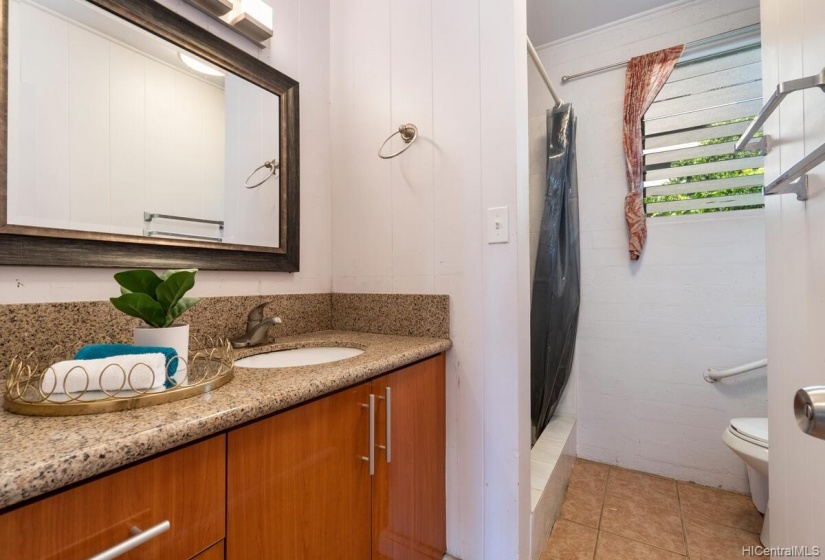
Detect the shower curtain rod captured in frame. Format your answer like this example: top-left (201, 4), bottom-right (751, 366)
top-left (561, 24), bottom-right (761, 83)
top-left (528, 36), bottom-right (564, 107)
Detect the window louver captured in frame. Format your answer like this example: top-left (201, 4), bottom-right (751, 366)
top-left (643, 43), bottom-right (764, 216)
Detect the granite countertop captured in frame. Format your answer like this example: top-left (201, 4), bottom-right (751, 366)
top-left (0, 330), bottom-right (451, 510)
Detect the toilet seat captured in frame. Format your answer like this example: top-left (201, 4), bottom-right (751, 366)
top-left (729, 418), bottom-right (768, 449)
top-left (721, 416), bottom-right (769, 543)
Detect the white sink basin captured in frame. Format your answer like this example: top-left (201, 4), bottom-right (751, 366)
top-left (234, 346), bottom-right (364, 368)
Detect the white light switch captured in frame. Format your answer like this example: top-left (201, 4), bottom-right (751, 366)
top-left (487, 206), bottom-right (509, 244)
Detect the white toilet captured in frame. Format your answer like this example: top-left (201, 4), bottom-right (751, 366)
top-left (722, 417), bottom-right (769, 546)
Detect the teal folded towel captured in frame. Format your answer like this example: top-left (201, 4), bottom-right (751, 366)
top-left (74, 344), bottom-right (178, 388)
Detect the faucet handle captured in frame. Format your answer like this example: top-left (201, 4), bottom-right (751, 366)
top-left (247, 301), bottom-right (273, 328)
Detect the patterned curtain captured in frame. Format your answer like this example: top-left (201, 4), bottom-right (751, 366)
top-left (623, 45), bottom-right (684, 261)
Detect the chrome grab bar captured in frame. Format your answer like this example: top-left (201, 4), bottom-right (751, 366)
top-left (704, 358), bottom-right (767, 383)
top-left (735, 68), bottom-right (825, 152)
top-left (88, 520), bottom-right (170, 560)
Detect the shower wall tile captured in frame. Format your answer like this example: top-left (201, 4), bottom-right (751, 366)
top-left (529, 0), bottom-right (765, 494)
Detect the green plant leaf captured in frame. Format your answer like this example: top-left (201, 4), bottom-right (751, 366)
top-left (164, 296), bottom-right (201, 327)
top-left (159, 268), bottom-right (197, 281)
top-left (113, 270), bottom-right (162, 297)
top-left (110, 293), bottom-right (167, 328)
top-left (156, 271), bottom-right (197, 315)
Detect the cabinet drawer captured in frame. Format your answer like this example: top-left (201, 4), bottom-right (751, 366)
top-left (0, 435), bottom-right (226, 560)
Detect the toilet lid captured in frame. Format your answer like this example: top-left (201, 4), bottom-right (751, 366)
top-left (730, 418), bottom-right (768, 447)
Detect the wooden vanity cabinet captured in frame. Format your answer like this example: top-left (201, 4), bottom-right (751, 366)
top-left (0, 435), bottom-right (226, 560)
top-left (227, 383), bottom-right (373, 559)
top-left (226, 354), bottom-right (446, 560)
top-left (372, 353), bottom-right (446, 559)
top-left (0, 354), bottom-right (445, 560)
top-left (192, 541), bottom-right (225, 559)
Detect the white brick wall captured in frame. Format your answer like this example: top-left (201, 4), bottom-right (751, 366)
top-left (528, 0), bottom-right (766, 493)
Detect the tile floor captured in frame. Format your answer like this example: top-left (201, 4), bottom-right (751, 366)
top-left (540, 459), bottom-right (764, 560)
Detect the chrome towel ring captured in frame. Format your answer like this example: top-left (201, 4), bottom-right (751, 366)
top-left (244, 159), bottom-right (280, 189)
top-left (378, 123), bottom-right (418, 159)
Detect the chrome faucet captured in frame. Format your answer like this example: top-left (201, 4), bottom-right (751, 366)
top-left (230, 301), bottom-right (283, 348)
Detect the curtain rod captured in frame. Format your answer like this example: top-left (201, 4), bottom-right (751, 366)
top-left (561, 24), bottom-right (760, 84)
top-left (528, 36), bottom-right (563, 107)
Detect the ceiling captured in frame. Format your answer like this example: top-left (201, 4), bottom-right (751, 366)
top-left (527, 0), bottom-right (678, 46)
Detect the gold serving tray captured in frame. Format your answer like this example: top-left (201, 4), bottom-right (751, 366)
top-left (4, 339), bottom-right (234, 416)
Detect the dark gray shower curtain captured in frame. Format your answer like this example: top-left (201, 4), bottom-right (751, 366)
top-left (530, 103), bottom-right (580, 444)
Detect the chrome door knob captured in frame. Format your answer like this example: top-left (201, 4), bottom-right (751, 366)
top-left (794, 386), bottom-right (825, 439)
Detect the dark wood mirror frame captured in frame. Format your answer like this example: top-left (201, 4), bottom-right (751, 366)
top-left (0, 0), bottom-right (299, 271)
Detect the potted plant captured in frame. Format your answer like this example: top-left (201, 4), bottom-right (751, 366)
top-left (110, 269), bottom-right (201, 365)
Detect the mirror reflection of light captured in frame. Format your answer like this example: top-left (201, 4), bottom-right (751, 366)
top-left (178, 52), bottom-right (224, 77)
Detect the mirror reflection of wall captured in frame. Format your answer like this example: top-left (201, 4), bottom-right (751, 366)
top-left (7, 0), bottom-right (280, 247)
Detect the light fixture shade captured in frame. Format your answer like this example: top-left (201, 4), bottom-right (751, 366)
top-left (229, 0), bottom-right (273, 43)
top-left (178, 52), bottom-right (225, 77)
top-left (182, 0), bottom-right (234, 17)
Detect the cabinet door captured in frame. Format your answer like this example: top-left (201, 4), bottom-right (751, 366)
top-left (372, 354), bottom-right (446, 560)
top-left (0, 435), bottom-right (226, 560)
top-left (192, 541), bottom-right (224, 560)
top-left (227, 384), bottom-right (372, 559)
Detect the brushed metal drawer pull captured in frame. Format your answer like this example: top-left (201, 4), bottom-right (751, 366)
top-left (385, 387), bottom-right (391, 463)
top-left (359, 396), bottom-right (376, 475)
top-left (88, 520), bottom-right (170, 560)
top-left (377, 388), bottom-right (392, 462)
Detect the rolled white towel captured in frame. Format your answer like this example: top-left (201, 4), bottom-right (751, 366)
top-left (41, 353), bottom-right (168, 395)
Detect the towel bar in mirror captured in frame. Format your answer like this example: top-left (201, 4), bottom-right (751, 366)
top-left (0, 0), bottom-right (300, 271)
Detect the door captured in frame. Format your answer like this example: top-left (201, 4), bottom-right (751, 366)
top-left (371, 354), bottom-right (446, 560)
top-left (226, 384), bottom-right (372, 559)
top-left (762, 0), bottom-right (825, 550)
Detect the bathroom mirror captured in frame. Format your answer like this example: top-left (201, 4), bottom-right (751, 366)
top-left (0, 0), bottom-right (299, 271)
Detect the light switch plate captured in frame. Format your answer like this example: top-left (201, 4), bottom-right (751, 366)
top-left (487, 206), bottom-right (509, 244)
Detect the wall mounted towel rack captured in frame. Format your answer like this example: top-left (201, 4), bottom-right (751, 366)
top-left (143, 212), bottom-right (224, 242)
top-left (378, 124), bottom-right (418, 159)
top-left (244, 159), bottom-right (280, 189)
top-left (734, 68), bottom-right (825, 202)
top-left (735, 67), bottom-right (825, 152)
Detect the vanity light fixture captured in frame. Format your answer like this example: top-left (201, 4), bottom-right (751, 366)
top-left (184, 0), bottom-right (233, 17)
top-left (178, 52), bottom-right (225, 77)
top-left (228, 0), bottom-right (274, 44)
top-left (182, 0), bottom-right (274, 46)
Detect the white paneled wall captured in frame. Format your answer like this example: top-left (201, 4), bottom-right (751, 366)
top-left (8, 0), bottom-right (225, 236)
top-left (330, 0), bottom-right (531, 557)
top-left (762, 0), bottom-right (825, 548)
top-left (223, 75), bottom-right (280, 247)
top-left (0, 0), bottom-right (332, 301)
top-left (529, 0), bottom-right (767, 493)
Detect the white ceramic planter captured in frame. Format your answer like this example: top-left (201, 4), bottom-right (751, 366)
top-left (133, 323), bottom-right (190, 377)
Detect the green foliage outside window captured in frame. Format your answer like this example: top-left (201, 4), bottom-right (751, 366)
top-left (645, 118), bottom-right (765, 217)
